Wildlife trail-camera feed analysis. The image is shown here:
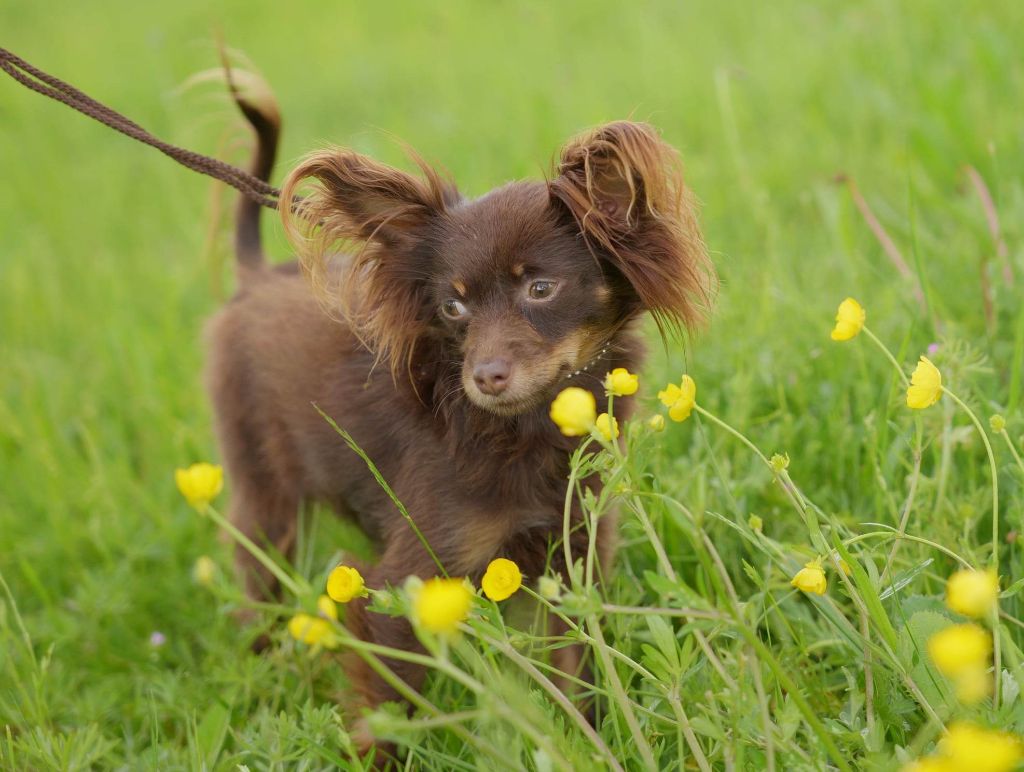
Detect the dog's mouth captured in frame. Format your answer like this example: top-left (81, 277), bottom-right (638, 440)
top-left (460, 357), bottom-right (592, 416)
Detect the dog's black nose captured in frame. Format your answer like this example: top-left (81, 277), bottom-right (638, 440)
top-left (473, 359), bottom-right (511, 396)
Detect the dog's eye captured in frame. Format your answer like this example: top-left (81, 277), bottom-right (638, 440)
top-left (441, 299), bottom-right (468, 320)
top-left (528, 280), bottom-right (558, 300)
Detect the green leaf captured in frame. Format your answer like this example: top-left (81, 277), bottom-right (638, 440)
top-left (195, 700), bottom-right (231, 767)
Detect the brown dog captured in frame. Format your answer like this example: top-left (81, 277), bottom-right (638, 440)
top-left (205, 84), bottom-right (711, 743)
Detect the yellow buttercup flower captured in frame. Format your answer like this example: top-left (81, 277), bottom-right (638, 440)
top-left (604, 367), bottom-right (639, 397)
top-left (953, 664), bottom-right (992, 704)
top-left (595, 412), bottom-right (619, 441)
top-left (647, 414), bottom-right (665, 432)
top-left (326, 565), bottom-right (365, 603)
top-left (287, 612), bottom-right (339, 649)
top-left (939, 722), bottom-right (1023, 772)
top-left (481, 558), bottom-right (522, 602)
top-left (946, 568), bottom-right (999, 618)
top-left (549, 387), bottom-right (597, 436)
top-left (658, 381), bottom-right (681, 406)
top-left (413, 577), bottom-right (473, 635)
top-left (900, 759), bottom-right (953, 772)
top-left (830, 297), bottom-right (866, 341)
top-left (192, 555), bottom-right (217, 587)
top-left (927, 623), bottom-right (991, 677)
top-left (174, 462), bottom-right (224, 510)
top-left (791, 559), bottom-right (827, 595)
top-left (906, 356), bottom-right (942, 409)
top-left (659, 375), bottom-right (697, 422)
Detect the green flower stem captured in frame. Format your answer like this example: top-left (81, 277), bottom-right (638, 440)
top-left (689, 520), bottom-right (854, 771)
top-left (203, 504), bottom-right (307, 598)
top-left (939, 386), bottom-right (1001, 709)
top-left (997, 428), bottom-right (1024, 477)
top-left (626, 493), bottom-right (741, 691)
top-left (747, 649), bottom-right (776, 772)
top-left (333, 628), bottom-right (512, 766)
top-left (688, 407), bottom-right (940, 725)
top-left (735, 623), bottom-right (852, 772)
top-left (315, 405), bottom-right (446, 577)
top-left (586, 612), bottom-right (658, 771)
top-left (693, 405), bottom-right (820, 534)
top-left (600, 603), bottom-right (725, 621)
top-left (939, 389), bottom-right (1000, 571)
top-left (881, 421), bottom-right (924, 584)
top-left (627, 496), bottom-right (677, 581)
top-left (694, 405), bottom-right (866, 607)
top-left (861, 326), bottom-right (910, 387)
top-left (667, 685), bottom-right (712, 772)
top-left (860, 609), bottom-right (875, 738)
top-left (841, 530), bottom-right (972, 568)
top-left (521, 588), bottom-right (672, 688)
top-left (334, 626), bottom-right (567, 768)
top-left (561, 444), bottom-right (586, 587)
top-left (462, 626), bottom-right (624, 772)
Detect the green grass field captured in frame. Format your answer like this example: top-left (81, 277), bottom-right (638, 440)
top-left (3, 1), bottom-right (1024, 769)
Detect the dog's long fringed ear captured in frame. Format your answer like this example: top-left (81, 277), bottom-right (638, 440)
top-left (549, 121), bottom-right (714, 332)
top-left (279, 149), bottom-right (459, 375)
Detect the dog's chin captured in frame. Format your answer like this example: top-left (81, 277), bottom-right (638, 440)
top-left (463, 378), bottom-right (567, 417)
top-left (464, 389), bottom-right (545, 417)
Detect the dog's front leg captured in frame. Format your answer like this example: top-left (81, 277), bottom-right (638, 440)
top-left (342, 530), bottom-right (440, 759)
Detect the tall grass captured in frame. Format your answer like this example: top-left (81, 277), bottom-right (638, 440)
top-left (2, 0), bottom-right (1023, 769)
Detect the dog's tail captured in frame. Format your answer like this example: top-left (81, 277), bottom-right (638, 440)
top-left (224, 62), bottom-right (281, 273)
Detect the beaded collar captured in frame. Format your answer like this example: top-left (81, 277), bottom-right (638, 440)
top-left (563, 344), bottom-right (611, 381)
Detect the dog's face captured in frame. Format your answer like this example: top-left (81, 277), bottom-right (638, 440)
top-left (431, 183), bottom-right (622, 414)
top-left (281, 121), bottom-right (711, 416)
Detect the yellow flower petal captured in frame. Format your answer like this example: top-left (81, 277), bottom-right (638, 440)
top-left (830, 297), bottom-right (866, 341)
top-left (658, 383), bottom-right (682, 407)
top-left (192, 555), bottom-right (217, 587)
top-left (906, 356), bottom-right (942, 409)
top-left (953, 665), bottom-right (992, 705)
top-left (663, 375), bottom-right (696, 422)
top-left (326, 565), bottom-right (365, 603)
top-left (900, 758), bottom-right (955, 772)
top-left (946, 568), bottom-right (999, 619)
top-left (647, 414), bottom-right (665, 432)
top-left (595, 412), bottom-right (619, 441)
top-left (174, 462), bottom-right (224, 510)
top-left (939, 722), bottom-right (1023, 772)
top-left (604, 367), bottom-right (639, 397)
top-left (413, 577), bottom-right (473, 635)
top-left (317, 594), bottom-right (338, 621)
top-left (481, 558), bottom-right (523, 602)
top-left (927, 623), bottom-right (991, 678)
top-left (287, 612), bottom-right (339, 649)
top-left (549, 387), bottom-right (597, 436)
top-left (790, 559), bottom-right (827, 595)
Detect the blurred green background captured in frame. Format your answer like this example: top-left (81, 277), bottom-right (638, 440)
top-left (2, 1), bottom-right (1024, 768)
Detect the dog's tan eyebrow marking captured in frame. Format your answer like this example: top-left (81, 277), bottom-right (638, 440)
top-left (452, 280), bottom-right (467, 297)
top-left (511, 263), bottom-right (525, 278)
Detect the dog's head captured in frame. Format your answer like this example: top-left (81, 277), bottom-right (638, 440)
top-left (280, 122), bottom-right (712, 415)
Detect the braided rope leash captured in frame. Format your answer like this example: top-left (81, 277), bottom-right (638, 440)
top-left (0, 47), bottom-right (282, 210)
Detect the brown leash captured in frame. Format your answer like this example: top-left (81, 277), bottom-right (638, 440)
top-left (0, 47), bottom-right (282, 210)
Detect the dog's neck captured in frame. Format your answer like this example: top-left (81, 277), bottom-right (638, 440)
top-left (561, 343), bottom-right (612, 384)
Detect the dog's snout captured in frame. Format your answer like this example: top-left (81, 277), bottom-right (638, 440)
top-left (473, 358), bottom-right (511, 396)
